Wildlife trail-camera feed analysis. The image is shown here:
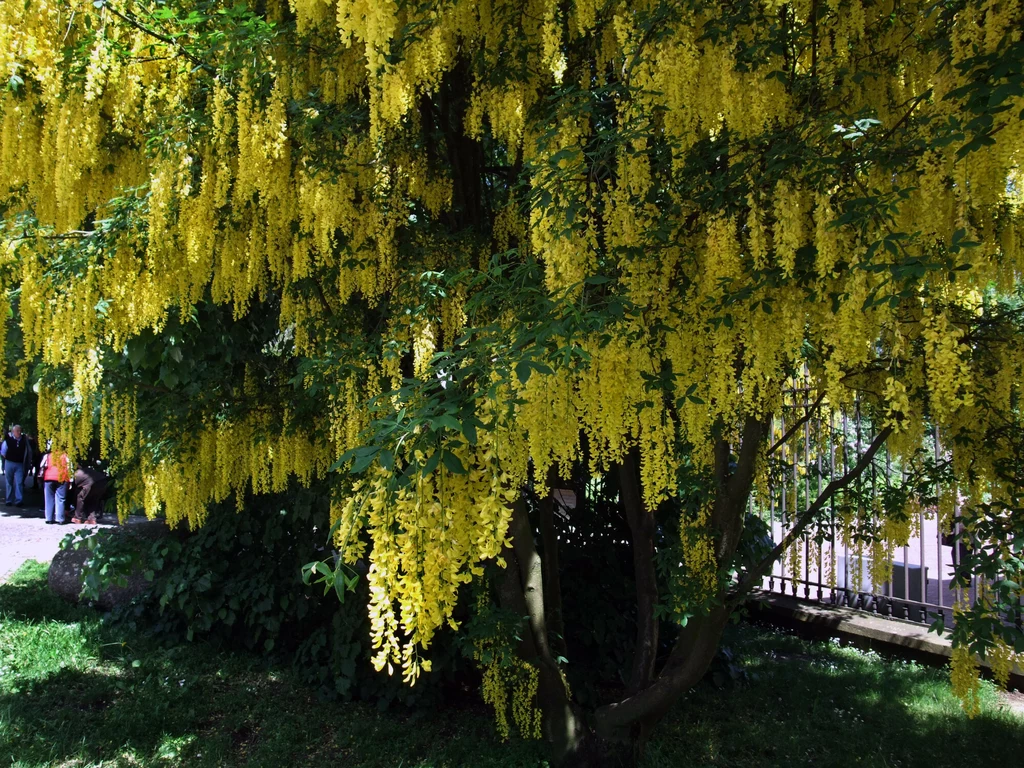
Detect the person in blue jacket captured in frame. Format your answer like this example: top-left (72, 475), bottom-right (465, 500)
top-left (1, 425), bottom-right (31, 507)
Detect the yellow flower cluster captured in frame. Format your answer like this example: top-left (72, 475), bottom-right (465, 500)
top-left (920, 309), bottom-right (975, 423)
top-left (122, 417), bottom-right (333, 530)
top-left (866, 511), bottom-right (914, 593)
top-left (882, 376), bottom-right (912, 433)
top-left (987, 637), bottom-right (1018, 691)
top-left (681, 503), bottom-right (718, 606)
top-left (950, 645), bottom-right (982, 718)
top-left (481, 655), bottom-right (543, 742)
top-left (36, 383), bottom-right (92, 463)
top-left (99, 391), bottom-right (139, 471)
top-left (332, 435), bottom-right (516, 680)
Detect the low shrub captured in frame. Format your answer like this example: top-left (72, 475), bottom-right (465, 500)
top-left (65, 484), bottom-right (459, 706)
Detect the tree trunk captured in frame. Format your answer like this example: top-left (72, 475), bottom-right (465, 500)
top-left (591, 606), bottom-right (731, 745)
top-left (618, 450), bottom-right (658, 696)
top-left (502, 499), bottom-right (586, 761)
top-left (540, 466), bottom-right (567, 659)
top-left (511, 406), bottom-right (894, 764)
top-left (584, 419), bottom-right (767, 757)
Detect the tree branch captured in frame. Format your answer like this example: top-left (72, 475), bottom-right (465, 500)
top-left (881, 89), bottom-right (932, 142)
top-left (36, 230), bottom-right (96, 240)
top-left (618, 449), bottom-right (659, 695)
top-left (538, 467), bottom-right (566, 659)
top-left (312, 275), bottom-right (335, 319)
top-left (712, 415), bottom-right (769, 563)
top-left (593, 606), bottom-right (731, 741)
top-left (101, 2), bottom-right (217, 75)
top-left (767, 391), bottom-right (825, 456)
top-left (592, 418), bottom-right (767, 745)
top-left (730, 425), bottom-right (894, 602)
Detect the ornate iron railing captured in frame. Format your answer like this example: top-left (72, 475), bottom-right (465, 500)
top-left (755, 378), bottom-right (986, 629)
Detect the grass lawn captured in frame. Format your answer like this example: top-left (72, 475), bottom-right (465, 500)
top-left (1, 560), bottom-right (1021, 767)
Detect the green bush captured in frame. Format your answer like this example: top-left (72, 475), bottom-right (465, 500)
top-left (68, 484), bottom-right (458, 706)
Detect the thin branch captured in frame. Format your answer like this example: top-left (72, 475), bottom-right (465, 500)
top-left (767, 390), bottom-right (826, 456)
top-left (102, 2), bottom-right (216, 75)
top-left (881, 89), bottom-right (931, 142)
top-left (131, 381), bottom-right (175, 395)
top-left (62, 10), bottom-right (77, 42)
top-left (730, 424), bottom-right (894, 602)
top-left (312, 276), bottom-right (335, 318)
top-left (810, 0), bottom-right (818, 76)
top-left (38, 231), bottom-right (96, 240)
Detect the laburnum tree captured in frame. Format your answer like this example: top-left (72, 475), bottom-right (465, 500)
top-left (2, 0), bottom-right (1024, 762)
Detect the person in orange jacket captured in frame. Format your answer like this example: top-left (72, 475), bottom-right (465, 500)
top-left (38, 447), bottom-right (71, 525)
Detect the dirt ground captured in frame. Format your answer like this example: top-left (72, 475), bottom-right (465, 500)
top-left (0, 477), bottom-right (109, 582)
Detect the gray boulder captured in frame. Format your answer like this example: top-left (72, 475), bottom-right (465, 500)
top-left (48, 518), bottom-right (179, 610)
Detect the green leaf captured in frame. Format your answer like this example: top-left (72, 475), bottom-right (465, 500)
top-left (126, 340), bottom-right (146, 369)
top-left (516, 360), bottom-right (533, 386)
top-left (422, 450), bottom-right (441, 475)
top-left (531, 361), bottom-right (554, 376)
top-left (160, 365), bottom-right (180, 389)
top-left (329, 448), bottom-right (357, 473)
top-left (441, 450), bottom-right (467, 475)
top-left (435, 414), bottom-right (461, 433)
top-left (378, 449), bottom-right (394, 471)
top-left (350, 447), bottom-right (379, 474)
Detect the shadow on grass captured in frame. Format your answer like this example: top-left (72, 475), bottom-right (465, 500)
top-left (0, 560), bottom-right (83, 620)
top-left (0, 562), bottom-right (548, 768)
top-left (644, 625), bottom-right (1024, 768)
top-left (5, 562), bottom-right (1019, 768)
top-left (0, 659), bottom-right (547, 768)
top-left (2, 665), bottom-right (218, 765)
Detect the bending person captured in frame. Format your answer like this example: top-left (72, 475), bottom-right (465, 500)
top-left (71, 463), bottom-right (109, 525)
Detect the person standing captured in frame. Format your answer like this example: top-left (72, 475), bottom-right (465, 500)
top-left (2, 425), bottom-right (29, 506)
top-left (38, 447), bottom-right (71, 525)
top-left (71, 463), bottom-right (109, 525)
top-left (25, 433), bottom-right (42, 485)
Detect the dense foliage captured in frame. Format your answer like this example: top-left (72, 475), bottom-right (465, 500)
top-left (3, 0), bottom-right (1024, 760)
top-left (67, 486), bottom-right (455, 706)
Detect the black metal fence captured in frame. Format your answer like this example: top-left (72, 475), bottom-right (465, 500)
top-left (754, 378), bottom-right (979, 628)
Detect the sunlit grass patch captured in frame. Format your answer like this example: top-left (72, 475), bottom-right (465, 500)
top-left (2, 562), bottom-right (1020, 768)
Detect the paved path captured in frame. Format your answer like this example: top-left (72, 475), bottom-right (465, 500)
top-left (0, 477), bottom-right (111, 583)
